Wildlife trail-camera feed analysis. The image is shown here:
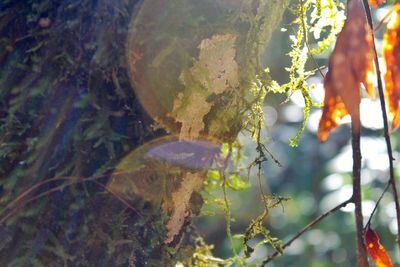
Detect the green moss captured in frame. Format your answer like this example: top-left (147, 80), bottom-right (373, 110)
top-left (127, 0), bottom-right (289, 143)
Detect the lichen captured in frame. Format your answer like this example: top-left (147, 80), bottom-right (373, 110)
top-left (165, 172), bottom-right (204, 243)
top-left (168, 34), bottom-right (239, 141)
top-left (107, 136), bottom-right (218, 244)
top-left (169, 92), bottom-right (212, 140)
top-left (190, 34), bottom-right (239, 95)
top-left (126, 0), bottom-right (290, 143)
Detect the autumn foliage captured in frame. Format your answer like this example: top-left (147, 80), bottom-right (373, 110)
top-left (317, 1), bottom-right (399, 264)
top-left (368, 0), bottom-right (386, 8)
top-left (318, 0), bottom-right (375, 142)
top-left (319, 0), bottom-right (400, 139)
top-left (365, 227), bottom-right (394, 267)
top-left (383, 4), bottom-right (400, 130)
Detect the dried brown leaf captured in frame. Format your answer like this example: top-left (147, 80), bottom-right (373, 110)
top-left (318, 0), bottom-right (375, 142)
top-left (383, 5), bottom-right (400, 130)
top-left (365, 227), bottom-right (394, 267)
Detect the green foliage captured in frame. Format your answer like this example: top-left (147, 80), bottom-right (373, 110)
top-left (266, 0), bottom-right (345, 146)
top-left (197, 1), bottom-right (349, 264)
top-left (184, 237), bottom-right (233, 267)
top-left (289, 86), bottom-right (313, 147)
top-left (200, 138), bottom-right (288, 265)
top-left (245, 69), bottom-right (270, 139)
top-left (243, 195), bottom-right (289, 259)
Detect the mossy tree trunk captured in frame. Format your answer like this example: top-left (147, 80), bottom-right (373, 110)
top-left (0, 0), bottom-right (287, 266)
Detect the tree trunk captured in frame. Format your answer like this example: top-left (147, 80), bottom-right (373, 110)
top-left (0, 0), bottom-right (287, 266)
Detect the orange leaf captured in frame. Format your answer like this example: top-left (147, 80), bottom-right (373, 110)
top-left (318, 0), bottom-right (375, 142)
top-left (383, 4), bottom-right (400, 130)
top-left (369, 0), bottom-right (386, 8)
top-left (365, 227), bottom-right (394, 267)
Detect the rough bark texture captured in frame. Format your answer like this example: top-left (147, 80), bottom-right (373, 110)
top-left (0, 0), bottom-right (288, 266)
top-left (124, 0), bottom-right (289, 247)
top-left (127, 0), bottom-right (289, 143)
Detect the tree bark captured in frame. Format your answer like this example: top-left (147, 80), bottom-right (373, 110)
top-left (0, 0), bottom-right (288, 266)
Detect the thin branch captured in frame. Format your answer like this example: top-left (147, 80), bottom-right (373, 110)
top-left (91, 180), bottom-right (142, 217)
top-left (365, 182), bottom-right (391, 228)
top-left (0, 175), bottom-right (84, 215)
top-left (0, 181), bottom-right (77, 225)
top-left (256, 120), bottom-right (268, 201)
top-left (221, 170), bottom-right (238, 257)
top-left (0, 171), bottom-right (127, 214)
top-left (373, 4), bottom-right (400, 33)
top-left (260, 198), bottom-right (352, 266)
top-left (362, 0), bottom-right (400, 251)
top-left (216, 146), bottom-right (239, 257)
top-left (351, 118), bottom-right (370, 267)
top-left (0, 171), bottom-right (142, 224)
top-left (0, 179), bottom-right (142, 225)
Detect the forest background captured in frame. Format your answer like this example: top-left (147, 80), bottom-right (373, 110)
top-left (0, 0), bottom-right (399, 267)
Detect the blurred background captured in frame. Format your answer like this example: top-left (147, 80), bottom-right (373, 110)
top-left (1, 0), bottom-right (399, 266)
top-left (194, 2), bottom-right (400, 266)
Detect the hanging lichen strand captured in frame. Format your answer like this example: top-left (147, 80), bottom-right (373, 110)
top-left (275, 0), bottom-right (346, 146)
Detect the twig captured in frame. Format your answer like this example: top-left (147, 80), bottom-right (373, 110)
top-left (0, 181), bottom-right (77, 225)
top-left (217, 146), bottom-right (239, 258)
top-left (362, 0), bottom-right (400, 251)
top-left (0, 172), bottom-right (142, 224)
top-left (0, 171), bottom-right (128, 215)
top-left (90, 180), bottom-right (142, 217)
top-left (373, 4), bottom-right (400, 33)
top-left (260, 198), bottom-right (352, 266)
top-left (0, 180), bottom-right (142, 225)
top-left (0, 175), bottom-right (87, 215)
top-left (365, 182), bottom-right (391, 228)
top-left (351, 118), bottom-right (370, 267)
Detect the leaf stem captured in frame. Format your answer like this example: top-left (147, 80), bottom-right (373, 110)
top-left (362, 0), bottom-right (400, 251)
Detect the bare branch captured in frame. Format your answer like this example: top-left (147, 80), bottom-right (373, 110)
top-left (362, 0), bottom-right (400, 251)
top-left (0, 172), bottom-right (143, 225)
top-left (351, 118), bottom-right (370, 267)
top-left (260, 198), bottom-right (352, 266)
